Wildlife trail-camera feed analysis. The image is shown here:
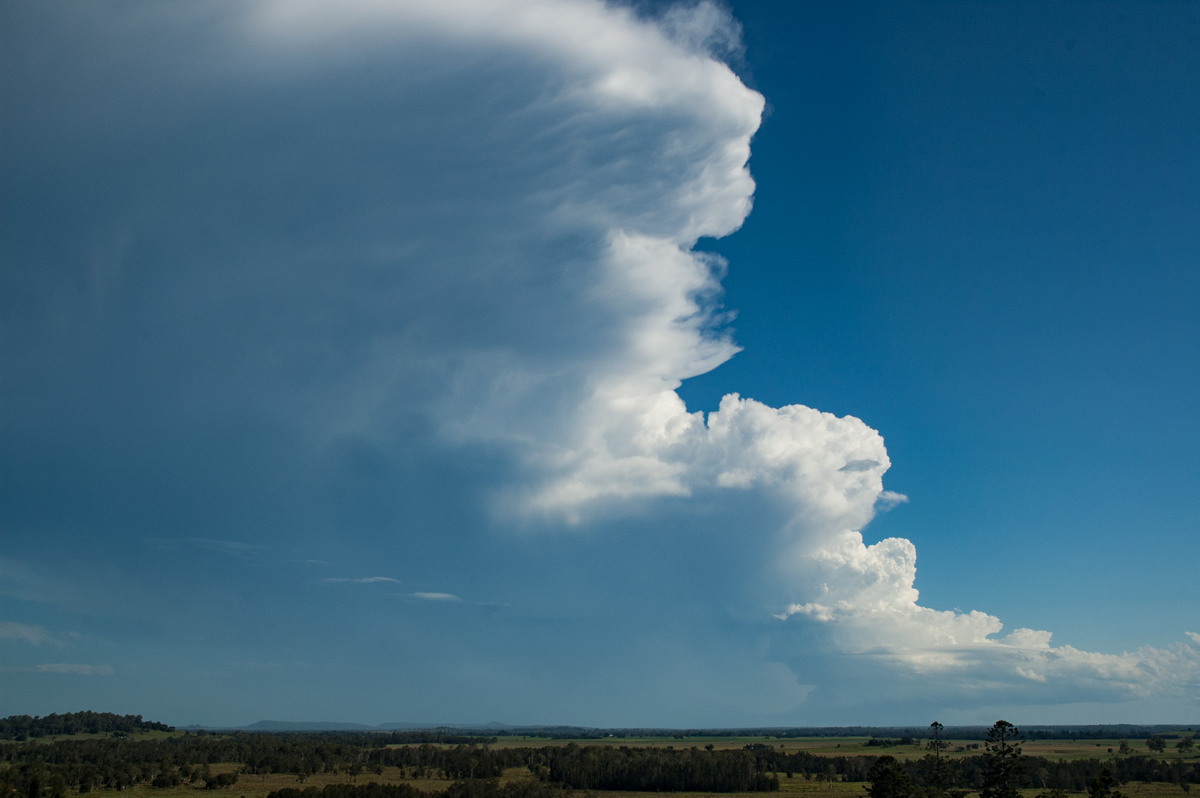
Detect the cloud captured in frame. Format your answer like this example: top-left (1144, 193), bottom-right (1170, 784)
top-left (874, 490), bottom-right (910, 511)
top-left (34, 663), bottom-right (114, 676)
top-left (151, 539), bottom-right (270, 559)
top-left (2, 0), bottom-right (1196, 724)
top-left (771, 531), bottom-right (1200, 719)
top-left (411, 593), bottom-right (463, 602)
top-left (0, 621), bottom-right (52, 645)
top-left (650, 0), bottom-right (747, 64)
top-left (323, 577), bottom-right (401, 585)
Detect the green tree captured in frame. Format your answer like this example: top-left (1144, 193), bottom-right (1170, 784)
top-left (1148, 736), bottom-right (1167, 755)
top-left (981, 720), bottom-right (1024, 798)
top-left (1087, 765), bottom-right (1126, 798)
top-left (1178, 736), bottom-right (1195, 756)
top-left (867, 756), bottom-right (913, 798)
top-left (1118, 741), bottom-right (1132, 756)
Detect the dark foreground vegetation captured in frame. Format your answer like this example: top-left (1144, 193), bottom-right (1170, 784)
top-left (267, 782), bottom-right (566, 798)
top-left (1, 713), bottom-right (1196, 798)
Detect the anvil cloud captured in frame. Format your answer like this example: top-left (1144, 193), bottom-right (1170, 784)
top-left (1, 0), bottom-right (1196, 725)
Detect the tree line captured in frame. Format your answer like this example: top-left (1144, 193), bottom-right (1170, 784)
top-left (2, 719), bottom-right (1196, 798)
top-left (0, 737), bottom-right (776, 795)
top-left (862, 722), bottom-right (1198, 798)
top-left (540, 743), bottom-right (778, 792)
top-left (0, 713), bottom-right (172, 741)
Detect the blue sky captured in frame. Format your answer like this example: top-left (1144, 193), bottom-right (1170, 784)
top-left (1, 0), bottom-right (1197, 728)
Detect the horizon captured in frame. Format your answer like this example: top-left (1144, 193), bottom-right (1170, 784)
top-left (8, 710), bottom-right (1199, 734)
top-left (183, 720), bottom-right (1200, 732)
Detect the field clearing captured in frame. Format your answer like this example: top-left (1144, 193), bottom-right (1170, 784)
top-left (1021, 739), bottom-right (1194, 760)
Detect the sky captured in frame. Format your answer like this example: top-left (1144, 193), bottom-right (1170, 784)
top-left (1, 0), bottom-right (1198, 729)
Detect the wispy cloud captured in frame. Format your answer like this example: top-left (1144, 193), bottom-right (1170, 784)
top-left (0, 556), bottom-right (133, 615)
top-left (150, 538), bottom-right (269, 559)
top-left (0, 621), bottom-right (52, 645)
top-left (34, 663), bottom-right (114, 676)
top-left (323, 577), bottom-right (401, 585)
top-left (0, 557), bottom-right (53, 604)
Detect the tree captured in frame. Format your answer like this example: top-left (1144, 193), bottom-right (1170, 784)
top-left (1087, 765), bottom-right (1126, 798)
top-left (1178, 736), bottom-right (1195, 756)
top-left (924, 721), bottom-right (952, 798)
top-left (981, 721), bottom-right (1024, 798)
top-left (1148, 737), bottom-right (1167, 755)
top-left (867, 756), bottom-right (913, 798)
top-left (927, 722), bottom-right (949, 757)
top-left (1118, 741), bottom-right (1132, 756)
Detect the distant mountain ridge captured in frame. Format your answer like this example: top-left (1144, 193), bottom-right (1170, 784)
top-left (243, 721), bottom-right (378, 731)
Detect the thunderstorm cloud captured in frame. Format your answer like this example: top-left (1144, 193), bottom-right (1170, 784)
top-left (1, 0), bottom-right (1196, 724)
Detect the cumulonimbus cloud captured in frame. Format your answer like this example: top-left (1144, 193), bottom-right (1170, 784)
top-left (3, 0), bottom-right (1196, 721)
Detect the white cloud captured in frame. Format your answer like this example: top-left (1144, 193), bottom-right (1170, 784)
top-left (773, 530), bottom-right (1200, 716)
top-left (140, 0), bottom-right (1200, 715)
top-left (411, 592), bottom-right (462, 602)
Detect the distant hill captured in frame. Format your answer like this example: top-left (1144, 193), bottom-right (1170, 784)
top-left (242, 721), bottom-right (378, 731)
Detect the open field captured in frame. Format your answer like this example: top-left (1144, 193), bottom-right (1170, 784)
top-left (488, 733), bottom-right (1199, 762)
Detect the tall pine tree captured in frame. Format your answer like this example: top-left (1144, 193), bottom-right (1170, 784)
top-left (981, 720), bottom-right (1024, 798)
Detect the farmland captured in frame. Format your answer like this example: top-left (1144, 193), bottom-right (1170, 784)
top-left (2, 714), bottom-right (1196, 798)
